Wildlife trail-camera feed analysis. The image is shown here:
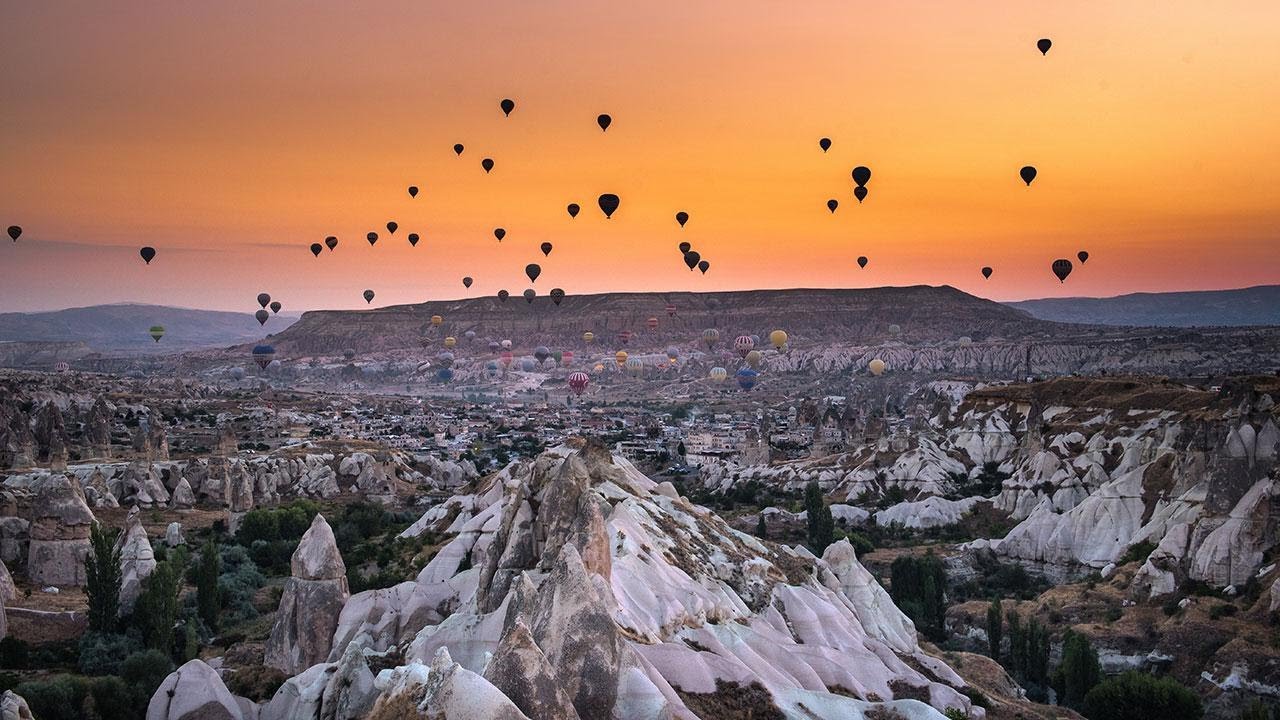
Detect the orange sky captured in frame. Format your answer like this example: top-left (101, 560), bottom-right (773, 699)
top-left (2, 1), bottom-right (1278, 312)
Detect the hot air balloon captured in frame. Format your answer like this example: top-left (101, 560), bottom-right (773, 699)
top-left (583, 331), bottom-right (595, 343)
top-left (230, 367), bottom-right (245, 380)
top-left (561, 350), bottom-right (574, 365)
top-left (525, 264), bottom-right (541, 283)
top-left (568, 371), bottom-right (590, 395)
top-left (270, 301), bottom-right (281, 314)
top-left (494, 228), bottom-right (506, 242)
top-left (567, 203), bottom-right (580, 218)
top-left (257, 293), bottom-right (271, 308)
top-left (54, 361), bottom-right (70, 373)
top-left (523, 289), bottom-right (536, 304)
top-left (139, 247), bottom-right (156, 264)
top-left (1077, 250), bottom-right (1089, 264)
top-left (745, 350), bottom-right (763, 370)
top-left (819, 137), bottom-right (832, 152)
top-left (868, 358), bottom-right (886, 376)
top-left (618, 330), bottom-right (633, 345)
top-left (255, 309), bottom-right (270, 326)
top-left (310, 243), bottom-right (323, 257)
top-left (408, 186), bottom-right (418, 198)
top-left (665, 304), bottom-right (677, 317)
top-left (646, 317), bottom-right (659, 332)
top-left (625, 357), bottom-right (643, 375)
top-left (734, 335), bottom-right (755, 356)
top-left (534, 346), bottom-right (550, 364)
top-left (958, 336), bottom-right (973, 346)
top-left (252, 345), bottom-right (276, 370)
top-left (408, 233), bottom-right (420, 247)
top-left (436, 351), bottom-right (455, 368)
top-left (498, 290), bottom-right (510, 302)
top-left (343, 348), bottom-right (356, 361)
top-left (7, 226), bottom-right (20, 242)
top-left (676, 211), bottom-right (689, 228)
top-left (827, 199), bottom-right (838, 213)
top-left (367, 232), bottom-right (378, 246)
top-left (698, 260), bottom-right (709, 274)
top-left (678, 241), bottom-right (691, 255)
top-left (550, 288), bottom-right (565, 306)
top-left (1020, 166), bottom-right (1037, 186)
top-left (888, 324), bottom-right (902, 336)
top-left (703, 328), bottom-right (720, 349)
top-left (444, 336), bottom-right (457, 348)
top-left (482, 158), bottom-right (494, 173)
top-left (736, 368), bottom-right (759, 391)
top-left (500, 98), bottom-right (515, 116)
top-left (597, 114), bottom-right (611, 131)
top-left (982, 266), bottom-right (993, 279)
top-left (769, 330), bottom-right (788, 350)
top-left (854, 186), bottom-right (868, 203)
top-left (501, 339), bottom-right (513, 350)
top-left (501, 351), bottom-right (514, 368)
top-left (462, 276), bottom-right (473, 288)
top-left (521, 358), bottom-right (536, 372)
top-left (453, 143), bottom-right (465, 155)
top-left (857, 256), bottom-right (868, 269)
top-left (485, 360), bottom-right (499, 378)
top-left (540, 242), bottom-right (553, 257)
top-left (666, 346), bottom-right (679, 361)
top-left (1037, 38), bottom-right (1052, 55)
top-left (1052, 259), bottom-right (1073, 282)
top-left (363, 289), bottom-right (375, 303)
top-left (149, 325), bottom-right (165, 342)
top-left (325, 236), bottom-right (338, 251)
top-left (710, 367), bottom-right (727, 382)
top-left (598, 194), bottom-right (620, 219)
top-left (488, 340), bottom-right (501, 352)
top-left (683, 251), bottom-right (700, 270)
top-left (437, 368), bottom-right (454, 383)
top-left (431, 315), bottom-right (444, 327)
top-left (852, 166), bottom-right (872, 187)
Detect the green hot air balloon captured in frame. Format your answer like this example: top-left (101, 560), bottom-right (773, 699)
top-left (148, 325), bottom-right (165, 343)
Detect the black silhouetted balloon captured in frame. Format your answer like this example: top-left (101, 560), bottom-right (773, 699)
top-left (500, 98), bottom-right (515, 116)
top-left (1077, 250), bottom-right (1089, 264)
top-left (854, 186), bottom-right (868, 203)
top-left (408, 233), bottom-right (420, 247)
top-left (1052, 259), bottom-right (1073, 282)
top-left (676, 211), bottom-right (689, 227)
top-left (310, 243), bottom-right (323, 257)
top-left (139, 247), bottom-right (156, 264)
top-left (386, 221), bottom-right (398, 235)
top-left (683, 250), bottom-right (700, 270)
top-left (1037, 38), bottom-right (1052, 55)
top-left (1020, 166), bottom-right (1037, 186)
top-left (494, 228), bottom-right (506, 242)
top-left (827, 199), bottom-right (838, 213)
top-left (257, 293), bottom-right (271, 308)
top-left (269, 301), bottom-right (281, 314)
top-left (598, 193), bottom-right (620, 219)
top-left (540, 242), bottom-right (553, 257)
top-left (852, 166), bottom-right (872, 187)
top-left (567, 203), bottom-right (580, 218)
top-left (255, 309), bottom-right (269, 325)
top-left (550, 288), bottom-right (565, 305)
top-left (597, 114), bottom-right (611, 131)
top-left (453, 144), bottom-right (464, 155)
top-left (523, 288), bottom-right (536, 303)
top-left (462, 276), bottom-right (473, 288)
top-left (526, 263), bottom-right (541, 283)
top-left (982, 266), bottom-right (993, 279)
top-left (698, 260), bottom-right (709, 274)
top-left (482, 158), bottom-right (494, 173)
top-left (7, 226), bottom-right (20, 242)
top-left (363, 289), bottom-right (375, 303)
top-left (498, 289), bottom-right (509, 302)
top-left (367, 232), bottom-right (378, 246)
top-left (408, 186), bottom-right (418, 198)
top-left (857, 256), bottom-right (868, 269)
top-left (678, 242), bottom-right (691, 255)
top-left (325, 236), bottom-right (338, 251)
top-left (819, 138), bottom-right (831, 152)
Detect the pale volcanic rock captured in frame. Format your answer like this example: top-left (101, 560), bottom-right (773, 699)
top-left (146, 659), bottom-right (247, 720)
top-left (482, 620), bottom-right (580, 720)
top-left (164, 521), bottom-right (186, 547)
top-left (873, 496), bottom-right (985, 529)
top-left (116, 509), bottom-right (157, 614)
top-left (26, 473), bottom-right (95, 586)
top-left (0, 691), bottom-right (33, 720)
top-left (265, 514), bottom-right (350, 674)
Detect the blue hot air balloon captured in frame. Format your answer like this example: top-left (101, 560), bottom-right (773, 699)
top-left (736, 368), bottom-right (759, 391)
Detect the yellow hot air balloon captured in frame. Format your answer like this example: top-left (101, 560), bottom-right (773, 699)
top-left (593, 363), bottom-right (605, 374)
top-left (709, 367), bottom-right (728, 382)
top-left (745, 350), bottom-right (763, 370)
top-left (869, 358), bottom-right (886, 376)
top-left (443, 336), bottom-right (457, 348)
top-left (769, 330), bottom-right (788, 350)
top-left (583, 331), bottom-right (595, 344)
top-left (615, 350), bottom-right (628, 367)
top-left (431, 315), bottom-right (444, 327)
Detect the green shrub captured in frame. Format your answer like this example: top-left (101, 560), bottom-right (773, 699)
top-left (120, 649), bottom-right (174, 704)
top-left (86, 524), bottom-right (123, 633)
top-left (0, 637), bottom-right (30, 669)
top-left (77, 632), bottom-right (143, 675)
top-left (1082, 672), bottom-right (1202, 720)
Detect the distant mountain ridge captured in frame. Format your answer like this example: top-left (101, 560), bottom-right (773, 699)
top-left (1008, 285), bottom-right (1280, 327)
top-left (0, 303), bottom-right (297, 352)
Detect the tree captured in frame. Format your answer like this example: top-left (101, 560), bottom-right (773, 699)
top-left (195, 540), bottom-right (222, 632)
top-left (134, 561), bottom-right (180, 655)
top-left (85, 523), bottom-right (122, 632)
top-left (1005, 610), bottom-right (1025, 680)
top-left (1053, 630), bottom-right (1102, 710)
top-left (889, 554), bottom-right (948, 641)
top-left (986, 597), bottom-right (1002, 660)
top-left (1239, 701), bottom-right (1277, 720)
top-left (756, 512), bottom-right (767, 540)
top-left (1083, 672), bottom-right (1202, 720)
top-left (804, 482), bottom-right (834, 555)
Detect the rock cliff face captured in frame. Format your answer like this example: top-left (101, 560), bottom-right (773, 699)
top-left (236, 442), bottom-right (978, 719)
top-left (265, 514), bottom-right (350, 675)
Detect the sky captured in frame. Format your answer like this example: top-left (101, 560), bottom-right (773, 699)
top-left (1, 1), bottom-right (1278, 313)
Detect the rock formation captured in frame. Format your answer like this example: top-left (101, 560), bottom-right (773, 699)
top-left (117, 509), bottom-right (157, 614)
top-left (264, 514), bottom-right (350, 674)
top-left (0, 691), bottom-right (33, 720)
top-left (146, 659), bottom-right (250, 720)
top-left (26, 473), bottom-right (95, 586)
